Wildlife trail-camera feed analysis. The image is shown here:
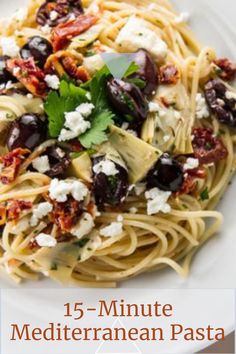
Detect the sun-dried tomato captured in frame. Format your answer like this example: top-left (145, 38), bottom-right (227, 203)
top-left (214, 58), bottom-right (236, 82)
top-left (0, 205), bottom-right (6, 225)
top-left (51, 14), bottom-right (98, 51)
top-left (6, 58), bottom-right (47, 97)
top-left (192, 128), bottom-right (228, 165)
top-left (50, 196), bottom-right (83, 233)
top-left (37, 0), bottom-right (84, 27)
top-left (159, 64), bottom-right (179, 85)
top-left (7, 200), bottom-right (32, 221)
top-left (61, 56), bottom-right (90, 82)
top-left (0, 148), bottom-right (30, 184)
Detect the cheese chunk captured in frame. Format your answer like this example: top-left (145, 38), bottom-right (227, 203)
top-left (116, 16), bottom-right (167, 61)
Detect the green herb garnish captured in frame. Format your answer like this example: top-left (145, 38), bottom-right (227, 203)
top-left (200, 187), bottom-right (209, 201)
top-left (74, 238), bottom-right (89, 248)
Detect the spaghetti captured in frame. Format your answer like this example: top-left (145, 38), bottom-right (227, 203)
top-left (0, 0), bottom-right (235, 287)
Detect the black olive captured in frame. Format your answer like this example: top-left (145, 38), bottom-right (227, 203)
top-left (92, 156), bottom-right (129, 207)
top-left (20, 36), bottom-right (53, 69)
top-left (106, 78), bottom-right (149, 125)
top-left (130, 49), bottom-right (159, 96)
top-left (147, 153), bottom-right (184, 192)
top-left (7, 113), bottom-right (47, 151)
top-left (45, 146), bottom-right (70, 177)
top-left (0, 56), bottom-right (17, 84)
top-left (36, 0), bottom-right (84, 27)
top-left (204, 79), bottom-right (236, 127)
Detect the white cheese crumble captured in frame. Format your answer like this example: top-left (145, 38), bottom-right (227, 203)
top-left (71, 213), bottom-right (94, 239)
top-left (32, 155), bottom-right (50, 174)
top-left (100, 222), bottom-right (123, 237)
top-left (0, 37), bottom-right (19, 57)
top-left (36, 233), bottom-right (57, 247)
top-left (115, 16), bottom-right (167, 61)
top-left (93, 160), bottom-right (118, 176)
top-left (129, 207), bottom-right (138, 214)
top-left (225, 91), bottom-right (236, 100)
top-left (174, 12), bottom-right (190, 24)
top-left (163, 134), bottom-right (171, 143)
top-left (45, 74), bottom-right (60, 90)
top-left (58, 103), bottom-right (94, 142)
top-left (121, 122), bottom-right (129, 130)
top-left (183, 158), bottom-right (199, 171)
top-left (195, 93), bottom-right (209, 119)
top-left (117, 215), bottom-right (124, 222)
top-left (50, 10), bottom-right (59, 21)
top-left (27, 93), bottom-right (33, 99)
top-left (134, 183), bottom-right (146, 196)
top-left (30, 202), bottom-right (53, 227)
top-left (145, 187), bottom-right (171, 215)
top-left (49, 178), bottom-right (89, 203)
top-left (76, 103), bottom-right (95, 117)
top-left (41, 24), bottom-right (51, 34)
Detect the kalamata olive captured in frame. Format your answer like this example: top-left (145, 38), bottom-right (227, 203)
top-left (147, 153), bottom-right (184, 192)
top-left (36, 0), bottom-right (84, 27)
top-left (20, 36), bottom-right (53, 69)
top-left (92, 156), bottom-right (129, 206)
top-left (130, 49), bottom-right (159, 96)
top-left (204, 79), bottom-right (236, 127)
top-left (7, 114), bottom-right (46, 151)
top-left (0, 56), bottom-right (16, 84)
top-left (107, 78), bottom-right (149, 125)
top-left (45, 146), bottom-right (70, 177)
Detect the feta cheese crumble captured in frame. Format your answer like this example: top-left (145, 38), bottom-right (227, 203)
top-left (100, 222), bottom-right (123, 237)
top-left (93, 160), bottom-right (118, 176)
top-left (116, 16), bottom-right (167, 61)
top-left (134, 183), bottom-right (146, 196)
top-left (32, 156), bottom-right (50, 174)
top-left (145, 187), bottom-right (171, 215)
top-left (183, 158), bottom-right (199, 171)
top-left (45, 74), bottom-right (60, 90)
top-left (129, 207), bottom-right (138, 214)
top-left (50, 10), bottom-right (59, 21)
top-left (174, 12), bottom-right (190, 24)
top-left (49, 179), bottom-right (89, 203)
top-left (36, 233), bottom-right (57, 247)
top-left (30, 202), bottom-right (53, 227)
top-left (71, 213), bottom-right (95, 239)
top-left (225, 91), bottom-right (236, 100)
top-left (0, 37), bottom-right (19, 57)
top-left (195, 93), bottom-right (209, 119)
top-left (58, 103), bottom-right (94, 142)
top-left (41, 24), bottom-right (51, 34)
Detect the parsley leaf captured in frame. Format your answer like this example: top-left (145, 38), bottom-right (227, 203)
top-left (124, 62), bottom-right (140, 77)
top-left (79, 110), bottom-right (114, 148)
top-left (200, 187), bottom-right (209, 201)
top-left (45, 80), bottom-right (87, 138)
top-left (73, 238), bottom-right (89, 248)
top-left (126, 77), bottom-right (146, 89)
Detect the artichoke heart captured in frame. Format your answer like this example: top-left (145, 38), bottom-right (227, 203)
top-left (109, 125), bottom-right (162, 183)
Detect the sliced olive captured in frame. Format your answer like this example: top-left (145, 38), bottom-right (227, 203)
top-left (107, 78), bottom-right (149, 125)
top-left (92, 156), bottom-right (129, 206)
top-left (7, 113), bottom-right (47, 151)
top-left (20, 36), bottom-right (53, 69)
top-left (0, 56), bottom-right (17, 84)
top-left (131, 49), bottom-right (159, 96)
top-left (45, 146), bottom-right (70, 177)
top-left (147, 153), bottom-right (184, 192)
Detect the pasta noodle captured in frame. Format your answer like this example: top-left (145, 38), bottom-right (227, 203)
top-left (0, 0), bottom-right (235, 287)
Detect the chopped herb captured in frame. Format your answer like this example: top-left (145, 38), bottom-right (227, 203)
top-left (217, 128), bottom-right (225, 136)
top-left (50, 262), bottom-right (58, 271)
top-left (200, 187), bottom-right (209, 201)
top-left (124, 62), bottom-right (140, 78)
top-left (85, 51), bottom-right (95, 57)
top-left (74, 238), bottom-right (89, 248)
top-left (126, 78), bottom-right (146, 89)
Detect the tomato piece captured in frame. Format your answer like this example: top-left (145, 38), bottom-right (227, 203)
top-left (51, 14), bottom-right (98, 51)
top-left (6, 58), bottom-right (47, 97)
top-left (7, 200), bottom-right (32, 221)
top-left (192, 128), bottom-right (228, 164)
top-left (0, 148), bottom-right (30, 184)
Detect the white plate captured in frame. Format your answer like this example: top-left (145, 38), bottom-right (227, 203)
top-left (0, 1), bottom-right (235, 353)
